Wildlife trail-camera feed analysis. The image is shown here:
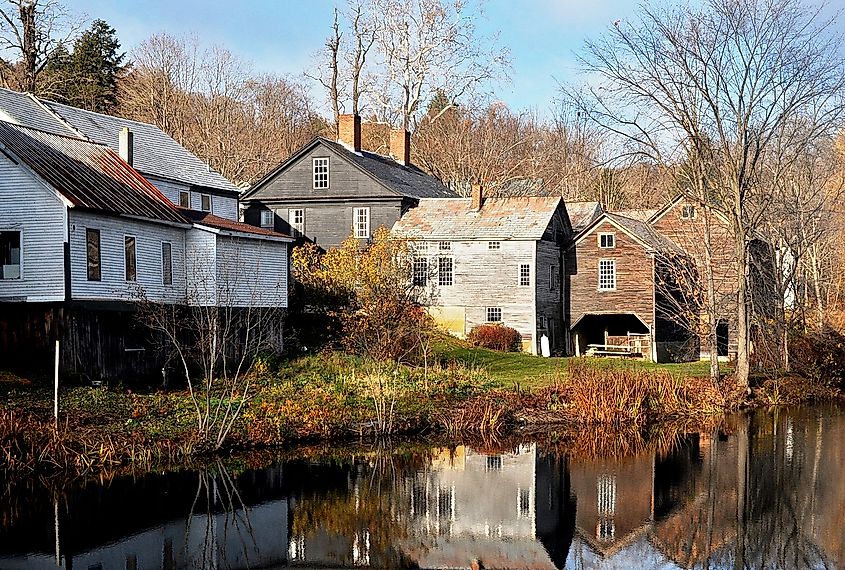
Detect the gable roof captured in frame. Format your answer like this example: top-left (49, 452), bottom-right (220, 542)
top-left (392, 196), bottom-right (563, 240)
top-left (0, 87), bottom-right (239, 194)
top-left (244, 137), bottom-right (456, 200)
top-left (613, 208), bottom-right (659, 222)
top-left (0, 121), bottom-right (188, 224)
top-left (565, 201), bottom-right (603, 232)
top-left (575, 211), bottom-right (684, 255)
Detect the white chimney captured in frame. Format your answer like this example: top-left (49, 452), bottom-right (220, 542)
top-left (119, 127), bottom-right (133, 166)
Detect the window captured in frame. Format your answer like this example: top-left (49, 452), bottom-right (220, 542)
top-left (414, 241), bottom-right (429, 253)
top-left (289, 209), bottom-right (305, 237)
top-left (439, 241), bottom-right (451, 251)
top-left (598, 259), bottom-right (616, 290)
top-left (538, 315), bottom-right (548, 330)
top-left (438, 257), bottom-right (453, 286)
top-left (200, 194), bottom-right (212, 212)
top-left (0, 230), bottom-right (21, 279)
top-left (549, 265), bottom-right (557, 291)
top-left (413, 257), bottom-right (428, 286)
top-left (488, 241), bottom-right (500, 250)
top-left (178, 190), bottom-right (190, 208)
top-left (353, 207), bottom-right (370, 238)
top-left (518, 488), bottom-right (531, 518)
top-left (124, 235), bottom-right (136, 281)
top-left (519, 263), bottom-right (530, 286)
top-left (486, 307), bottom-right (502, 322)
top-left (681, 204), bottom-right (696, 219)
top-left (486, 455), bottom-right (502, 471)
top-left (260, 209), bottom-right (274, 228)
top-left (86, 228), bottom-right (101, 281)
top-left (313, 157), bottom-right (329, 189)
top-left (161, 242), bottom-right (172, 285)
top-left (599, 233), bottom-right (615, 248)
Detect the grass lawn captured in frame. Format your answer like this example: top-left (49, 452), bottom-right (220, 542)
top-left (434, 337), bottom-right (729, 389)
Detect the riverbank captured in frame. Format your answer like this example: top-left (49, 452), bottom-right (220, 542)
top-left (1, 340), bottom-right (841, 477)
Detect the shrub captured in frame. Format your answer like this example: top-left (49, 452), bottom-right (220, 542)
top-left (467, 324), bottom-right (522, 352)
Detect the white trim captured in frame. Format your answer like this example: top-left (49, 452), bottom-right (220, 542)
top-left (598, 232), bottom-right (615, 248)
top-left (312, 156), bottom-right (330, 189)
top-left (288, 208), bottom-right (305, 237)
top-left (190, 223), bottom-right (294, 243)
top-left (574, 215), bottom-right (654, 251)
top-left (0, 228), bottom-right (22, 280)
top-left (260, 209), bottom-right (274, 228)
top-left (353, 206), bottom-right (370, 239)
top-left (178, 190), bottom-right (190, 208)
top-left (598, 258), bottom-right (616, 291)
top-left (200, 193), bottom-right (212, 213)
top-left (518, 263), bottom-right (531, 286)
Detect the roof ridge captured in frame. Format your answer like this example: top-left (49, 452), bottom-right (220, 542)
top-left (26, 92), bottom-right (89, 140)
top-left (41, 96), bottom-right (166, 131)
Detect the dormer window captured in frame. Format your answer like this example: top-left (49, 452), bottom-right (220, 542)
top-left (313, 157), bottom-right (329, 189)
top-left (599, 233), bottom-right (615, 248)
top-left (681, 205), bottom-right (696, 219)
top-left (260, 210), bottom-right (274, 228)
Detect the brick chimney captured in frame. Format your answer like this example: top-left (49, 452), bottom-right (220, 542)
top-left (119, 127), bottom-right (133, 166)
top-left (337, 114), bottom-right (361, 152)
top-left (471, 183), bottom-right (483, 211)
top-left (390, 128), bottom-right (411, 165)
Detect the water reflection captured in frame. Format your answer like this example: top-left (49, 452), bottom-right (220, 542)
top-left (1, 405), bottom-right (843, 569)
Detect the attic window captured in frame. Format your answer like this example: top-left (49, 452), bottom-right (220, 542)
top-left (681, 205), bottom-right (696, 219)
top-left (599, 233), bottom-right (615, 248)
top-left (313, 157), bottom-right (329, 189)
top-left (0, 230), bottom-right (21, 279)
top-left (488, 241), bottom-right (500, 250)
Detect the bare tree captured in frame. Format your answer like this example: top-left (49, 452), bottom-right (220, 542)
top-left (570, 0), bottom-right (845, 387)
top-left (0, 0), bottom-right (82, 93)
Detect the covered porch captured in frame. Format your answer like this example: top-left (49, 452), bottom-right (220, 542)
top-left (571, 312), bottom-right (653, 361)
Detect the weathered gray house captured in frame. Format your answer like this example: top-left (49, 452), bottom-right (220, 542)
top-left (240, 114), bottom-right (455, 249)
top-left (0, 87), bottom-right (241, 219)
top-left (392, 188), bottom-right (571, 355)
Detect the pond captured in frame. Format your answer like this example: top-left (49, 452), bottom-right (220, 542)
top-left (1, 405), bottom-right (843, 569)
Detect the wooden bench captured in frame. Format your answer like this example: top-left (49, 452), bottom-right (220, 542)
top-left (585, 344), bottom-right (643, 358)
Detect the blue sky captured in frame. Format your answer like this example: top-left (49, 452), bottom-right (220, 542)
top-left (61, 1), bottom-right (674, 114)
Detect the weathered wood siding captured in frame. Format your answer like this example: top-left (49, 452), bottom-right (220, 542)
top-left (148, 175), bottom-right (239, 221)
top-left (0, 154), bottom-right (66, 302)
top-left (244, 200), bottom-right (405, 250)
top-left (249, 142), bottom-right (398, 201)
top-left (425, 239), bottom-right (538, 353)
top-left (216, 236), bottom-right (288, 307)
top-left (536, 238), bottom-right (564, 351)
top-left (69, 210), bottom-right (187, 303)
top-left (570, 220), bottom-right (655, 329)
top-left (186, 228), bottom-right (217, 306)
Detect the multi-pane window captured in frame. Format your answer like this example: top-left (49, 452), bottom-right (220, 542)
top-left (0, 230), bottom-right (21, 279)
top-left (289, 209), bottom-right (305, 237)
top-left (353, 207), bottom-right (370, 238)
top-left (438, 256), bottom-right (453, 286)
top-left (598, 259), bottom-right (616, 290)
top-left (313, 157), bottom-right (329, 189)
top-left (200, 194), bottom-right (212, 212)
top-left (488, 241), bottom-right (500, 250)
top-left (486, 307), bottom-right (502, 322)
top-left (86, 228), bottom-right (101, 281)
top-left (486, 455), bottom-right (503, 471)
top-left (519, 263), bottom-right (530, 286)
top-left (260, 210), bottom-right (274, 228)
top-left (161, 242), bottom-right (172, 285)
top-left (439, 241), bottom-right (451, 251)
top-left (413, 257), bottom-right (428, 287)
top-left (178, 190), bottom-right (190, 208)
top-left (124, 235), bottom-right (136, 282)
top-left (681, 204), bottom-right (696, 219)
top-left (549, 265), bottom-right (557, 291)
top-left (599, 233), bottom-right (615, 248)
top-left (518, 488), bottom-right (531, 518)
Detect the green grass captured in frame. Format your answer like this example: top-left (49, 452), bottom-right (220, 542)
top-left (433, 336), bottom-right (729, 389)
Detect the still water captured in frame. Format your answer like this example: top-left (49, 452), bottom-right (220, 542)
top-left (1, 405), bottom-right (843, 569)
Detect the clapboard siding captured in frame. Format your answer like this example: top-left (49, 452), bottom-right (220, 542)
top-left (216, 236), bottom-right (288, 307)
top-left (251, 143), bottom-right (397, 201)
top-left (245, 200), bottom-right (405, 250)
top-left (149, 175), bottom-right (239, 221)
top-left (186, 228), bottom-right (217, 306)
top-left (536, 238), bottom-right (564, 350)
top-left (570, 219), bottom-right (655, 328)
top-left (69, 210), bottom-right (187, 303)
top-left (0, 154), bottom-right (66, 302)
top-left (426, 239), bottom-right (537, 351)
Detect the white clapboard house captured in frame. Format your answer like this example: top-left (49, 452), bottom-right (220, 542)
top-left (0, 119), bottom-right (291, 381)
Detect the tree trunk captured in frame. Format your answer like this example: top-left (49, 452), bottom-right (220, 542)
top-left (703, 205), bottom-right (720, 385)
top-left (734, 212), bottom-right (750, 389)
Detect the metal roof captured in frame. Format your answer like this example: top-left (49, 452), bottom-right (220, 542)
top-left (392, 196), bottom-right (563, 240)
top-left (180, 208), bottom-right (292, 241)
top-left (602, 212), bottom-right (684, 254)
top-left (565, 201), bottom-right (603, 232)
top-left (0, 121), bottom-right (188, 224)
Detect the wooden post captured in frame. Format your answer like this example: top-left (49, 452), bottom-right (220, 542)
top-left (54, 339), bottom-right (59, 428)
top-left (575, 334), bottom-right (581, 357)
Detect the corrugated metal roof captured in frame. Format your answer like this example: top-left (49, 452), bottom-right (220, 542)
top-left (0, 121), bottom-right (188, 224)
top-left (180, 208), bottom-right (292, 240)
top-left (566, 201), bottom-right (603, 232)
top-left (392, 196), bottom-right (563, 240)
top-left (43, 100), bottom-right (241, 194)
